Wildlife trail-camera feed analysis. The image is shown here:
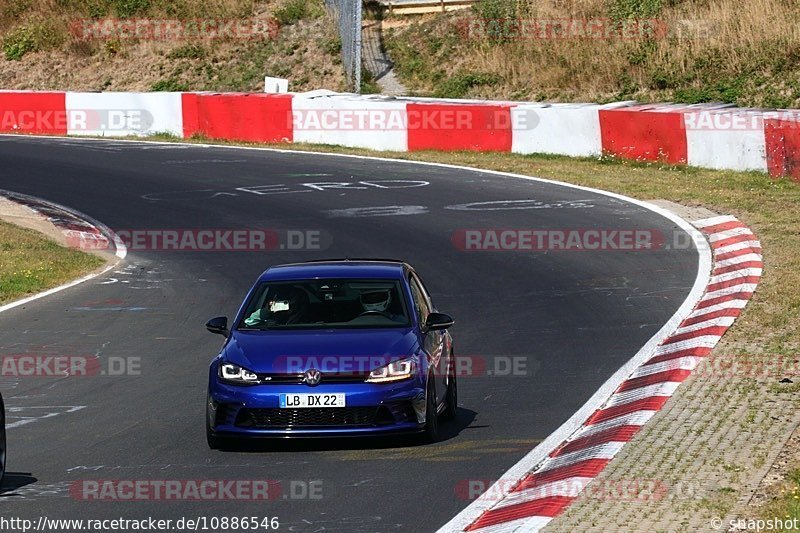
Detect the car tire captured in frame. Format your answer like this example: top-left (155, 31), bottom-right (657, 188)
top-left (206, 424), bottom-right (222, 450)
top-left (418, 377), bottom-right (439, 444)
top-left (441, 354), bottom-right (458, 422)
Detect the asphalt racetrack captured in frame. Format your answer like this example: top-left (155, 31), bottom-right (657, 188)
top-left (0, 136), bottom-right (699, 531)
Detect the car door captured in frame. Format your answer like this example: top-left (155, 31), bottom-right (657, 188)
top-left (409, 272), bottom-right (449, 406)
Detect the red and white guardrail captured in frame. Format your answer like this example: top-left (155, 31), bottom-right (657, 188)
top-left (1, 89), bottom-right (799, 180)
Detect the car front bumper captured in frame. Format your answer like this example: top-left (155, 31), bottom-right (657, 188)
top-left (207, 379), bottom-right (427, 438)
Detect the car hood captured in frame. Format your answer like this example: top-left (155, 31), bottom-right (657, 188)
top-left (223, 328), bottom-right (420, 374)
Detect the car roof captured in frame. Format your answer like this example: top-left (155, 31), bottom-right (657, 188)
top-left (259, 259), bottom-right (410, 282)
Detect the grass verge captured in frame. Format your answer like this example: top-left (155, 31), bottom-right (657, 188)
top-left (0, 219), bottom-right (105, 305)
top-left (760, 467), bottom-right (800, 531)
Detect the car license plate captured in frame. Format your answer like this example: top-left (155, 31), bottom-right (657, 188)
top-left (279, 393), bottom-right (346, 408)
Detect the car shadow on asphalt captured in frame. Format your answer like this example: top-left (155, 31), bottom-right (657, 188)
top-left (0, 472), bottom-right (38, 496)
top-left (216, 408), bottom-right (478, 453)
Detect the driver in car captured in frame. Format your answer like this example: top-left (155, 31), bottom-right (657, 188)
top-left (244, 286), bottom-right (309, 326)
top-left (359, 289), bottom-right (404, 322)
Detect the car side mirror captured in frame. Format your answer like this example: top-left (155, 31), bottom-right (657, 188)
top-left (425, 312), bottom-right (454, 331)
top-left (206, 316), bottom-right (229, 337)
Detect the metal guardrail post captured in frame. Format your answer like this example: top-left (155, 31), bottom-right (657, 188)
top-left (355, 0), bottom-right (363, 93)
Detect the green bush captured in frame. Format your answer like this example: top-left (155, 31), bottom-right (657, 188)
top-left (472, 0), bottom-right (518, 20)
top-left (360, 68), bottom-right (380, 94)
top-left (434, 72), bottom-right (499, 98)
top-left (168, 44), bottom-right (206, 60)
top-left (3, 26), bottom-right (36, 60)
top-left (274, 0), bottom-right (324, 26)
top-left (608, 0), bottom-right (666, 21)
top-left (322, 35), bottom-right (341, 56)
top-left (112, 0), bottom-right (151, 17)
top-left (151, 77), bottom-right (188, 91)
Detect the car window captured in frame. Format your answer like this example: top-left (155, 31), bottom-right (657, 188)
top-left (408, 275), bottom-right (430, 325)
top-left (411, 272), bottom-right (434, 309)
top-left (236, 279), bottom-right (411, 330)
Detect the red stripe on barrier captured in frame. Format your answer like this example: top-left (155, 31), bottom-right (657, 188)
top-left (181, 93), bottom-right (293, 143)
top-left (701, 221), bottom-right (747, 234)
top-left (616, 369), bottom-right (692, 393)
top-left (645, 346), bottom-right (713, 366)
top-left (0, 91), bottom-right (67, 135)
top-left (406, 103), bottom-right (513, 152)
top-left (599, 109), bottom-right (688, 164)
top-left (765, 118), bottom-right (800, 182)
top-left (550, 425), bottom-right (641, 457)
top-left (680, 307), bottom-right (742, 327)
top-left (696, 292), bottom-right (753, 310)
top-left (715, 247), bottom-right (761, 262)
top-left (663, 325), bottom-right (728, 345)
top-left (713, 261), bottom-right (764, 276)
top-left (586, 396), bottom-right (670, 425)
top-left (707, 276), bottom-right (761, 294)
top-left (512, 459), bottom-right (611, 493)
top-left (711, 233), bottom-right (757, 250)
top-left (465, 496), bottom-right (574, 530)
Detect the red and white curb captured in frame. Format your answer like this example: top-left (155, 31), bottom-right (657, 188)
top-left (440, 215), bottom-right (762, 533)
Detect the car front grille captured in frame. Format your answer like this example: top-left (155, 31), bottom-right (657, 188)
top-left (235, 407), bottom-right (382, 428)
top-left (256, 373), bottom-right (367, 385)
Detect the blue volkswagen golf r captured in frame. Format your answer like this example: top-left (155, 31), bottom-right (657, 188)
top-left (205, 260), bottom-right (456, 448)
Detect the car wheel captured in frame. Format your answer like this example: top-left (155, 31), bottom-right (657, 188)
top-left (206, 395), bottom-right (224, 450)
top-left (206, 424), bottom-right (222, 450)
top-left (441, 354), bottom-right (458, 422)
top-left (418, 377), bottom-right (439, 444)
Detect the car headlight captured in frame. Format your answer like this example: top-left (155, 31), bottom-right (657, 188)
top-left (219, 362), bottom-right (259, 384)
top-left (365, 357), bottom-right (417, 383)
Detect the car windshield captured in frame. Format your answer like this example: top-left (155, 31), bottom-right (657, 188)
top-left (236, 279), bottom-right (411, 330)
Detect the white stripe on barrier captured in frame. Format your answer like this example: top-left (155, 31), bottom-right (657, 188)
top-left (673, 316), bottom-right (736, 335)
top-left (709, 268), bottom-right (762, 285)
top-left (630, 356), bottom-right (702, 379)
top-left (685, 112), bottom-right (767, 172)
top-left (708, 227), bottom-right (756, 243)
top-left (714, 241), bottom-right (761, 256)
top-left (512, 104), bottom-right (609, 157)
top-left (291, 94), bottom-right (408, 151)
top-left (715, 253), bottom-right (763, 268)
top-left (66, 92), bottom-right (184, 137)
top-left (694, 215), bottom-right (739, 228)
top-left (493, 477), bottom-right (594, 509)
top-left (538, 442), bottom-right (625, 473)
top-left (603, 381), bottom-right (681, 408)
top-left (700, 284), bottom-right (759, 301)
top-left (654, 336), bottom-right (722, 356)
top-left (575, 410), bottom-right (657, 437)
